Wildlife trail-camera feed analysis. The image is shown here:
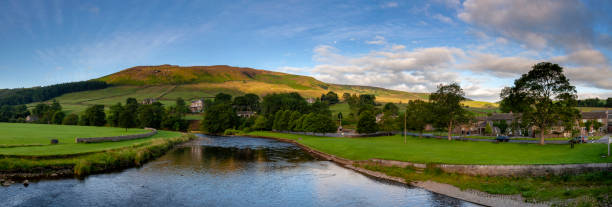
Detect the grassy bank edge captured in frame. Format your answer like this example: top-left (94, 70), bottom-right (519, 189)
top-left (238, 131), bottom-right (611, 205)
top-left (360, 164), bottom-right (611, 206)
top-left (0, 133), bottom-right (197, 178)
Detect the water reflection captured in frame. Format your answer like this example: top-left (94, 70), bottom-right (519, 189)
top-left (1, 135), bottom-right (479, 207)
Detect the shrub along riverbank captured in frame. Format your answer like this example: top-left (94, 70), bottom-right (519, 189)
top-left (242, 131), bottom-right (611, 205)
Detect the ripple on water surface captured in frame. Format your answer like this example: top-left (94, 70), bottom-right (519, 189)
top-left (1, 135), bottom-right (479, 207)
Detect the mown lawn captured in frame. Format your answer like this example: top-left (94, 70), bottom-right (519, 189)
top-left (0, 123), bottom-right (182, 156)
top-left (246, 131), bottom-right (612, 165)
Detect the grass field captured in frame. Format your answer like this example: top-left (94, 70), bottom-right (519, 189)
top-left (0, 123), bottom-right (182, 156)
top-left (246, 131), bottom-right (612, 164)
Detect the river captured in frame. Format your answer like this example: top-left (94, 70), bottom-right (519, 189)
top-left (1, 135), bottom-right (478, 207)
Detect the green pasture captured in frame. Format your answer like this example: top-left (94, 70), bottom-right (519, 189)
top-left (246, 131), bottom-right (612, 165)
top-left (0, 123), bottom-right (182, 156)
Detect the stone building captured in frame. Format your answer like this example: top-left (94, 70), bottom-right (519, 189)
top-left (190, 99), bottom-right (204, 113)
top-left (141, 98), bottom-right (157, 105)
top-left (237, 111), bottom-right (256, 118)
top-left (580, 111), bottom-right (608, 135)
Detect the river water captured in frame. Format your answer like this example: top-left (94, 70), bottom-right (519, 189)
top-left (1, 135), bottom-right (478, 207)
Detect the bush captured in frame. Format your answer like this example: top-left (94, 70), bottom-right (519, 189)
top-left (62, 114), bottom-right (79, 125)
top-left (224, 129), bottom-right (241, 135)
top-left (357, 110), bottom-right (378, 134)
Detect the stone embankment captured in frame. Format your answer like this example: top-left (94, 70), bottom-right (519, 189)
top-left (75, 128), bottom-right (157, 143)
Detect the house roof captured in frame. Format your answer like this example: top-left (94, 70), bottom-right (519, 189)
top-left (487, 113), bottom-right (517, 121)
top-left (581, 111), bottom-right (606, 119)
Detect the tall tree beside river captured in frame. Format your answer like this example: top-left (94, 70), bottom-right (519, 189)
top-left (500, 62), bottom-right (578, 145)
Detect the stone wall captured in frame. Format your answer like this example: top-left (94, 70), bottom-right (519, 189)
top-left (75, 128), bottom-right (157, 143)
top-left (357, 159), bottom-right (611, 176)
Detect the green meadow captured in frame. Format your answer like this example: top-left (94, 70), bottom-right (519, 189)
top-left (0, 123), bottom-right (182, 156)
top-left (246, 131), bottom-right (612, 165)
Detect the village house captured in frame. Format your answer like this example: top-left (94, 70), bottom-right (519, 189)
top-left (306, 97), bottom-right (316, 104)
top-left (580, 111), bottom-right (609, 135)
top-left (190, 99), bottom-right (204, 113)
top-left (237, 111), bottom-right (256, 118)
top-left (25, 115), bottom-right (38, 123)
top-left (141, 98), bottom-right (157, 105)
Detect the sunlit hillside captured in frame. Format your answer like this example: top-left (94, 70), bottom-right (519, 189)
top-left (30, 65), bottom-right (499, 114)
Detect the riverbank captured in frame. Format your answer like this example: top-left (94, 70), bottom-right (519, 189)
top-left (0, 133), bottom-right (196, 181)
top-left (242, 132), bottom-right (611, 206)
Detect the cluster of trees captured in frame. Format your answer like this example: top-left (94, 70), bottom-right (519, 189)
top-left (106, 98), bottom-right (189, 131)
top-left (401, 83), bottom-right (474, 140)
top-left (31, 100), bottom-right (65, 124)
top-left (320, 91), bottom-right (339, 105)
top-left (0, 104), bottom-right (30, 122)
top-left (201, 92), bottom-right (339, 134)
top-left (577, 98), bottom-right (612, 107)
top-left (0, 80), bottom-right (108, 106)
top-left (201, 93), bottom-right (266, 134)
top-left (17, 98), bottom-right (189, 131)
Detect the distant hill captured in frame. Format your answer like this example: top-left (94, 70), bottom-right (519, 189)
top-left (96, 64), bottom-right (429, 102)
top-left (22, 65), bottom-right (495, 114)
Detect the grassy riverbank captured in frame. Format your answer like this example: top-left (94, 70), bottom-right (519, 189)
top-left (361, 164), bottom-right (611, 206)
top-left (245, 131), bottom-right (611, 205)
top-left (246, 131), bottom-right (612, 164)
top-left (0, 123), bottom-right (195, 177)
top-left (0, 133), bottom-right (195, 177)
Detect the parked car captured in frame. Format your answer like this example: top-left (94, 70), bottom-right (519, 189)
top-left (495, 135), bottom-right (509, 142)
top-left (569, 136), bottom-right (588, 144)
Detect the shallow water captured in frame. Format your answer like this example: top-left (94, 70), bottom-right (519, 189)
top-left (1, 135), bottom-right (479, 207)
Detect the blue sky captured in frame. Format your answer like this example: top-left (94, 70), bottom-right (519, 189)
top-left (1, 0), bottom-right (611, 101)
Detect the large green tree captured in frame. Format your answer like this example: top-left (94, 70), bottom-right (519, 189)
top-left (108, 103), bottom-right (124, 127)
top-left (500, 62), bottom-right (577, 145)
top-left (62, 114), bottom-right (79, 125)
top-left (201, 102), bottom-right (238, 134)
top-left (51, 111), bottom-right (65, 125)
top-left (138, 102), bottom-right (165, 129)
top-left (430, 83), bottom-right (471, 140)
top-left (405, 99), bottom-right (431, 138)
top-left (84, 104), bottom-right (106, 126)
top-left (357, 110), bottom-right (378, 134)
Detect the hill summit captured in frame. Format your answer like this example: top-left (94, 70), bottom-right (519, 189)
top-left (99, 64), bottom-right (327, 88)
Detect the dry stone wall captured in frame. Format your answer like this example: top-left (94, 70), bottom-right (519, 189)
top-left (75, 128), bottom-right (157, 143)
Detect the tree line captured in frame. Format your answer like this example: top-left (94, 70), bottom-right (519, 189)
top-left (577, 98), bottom-right (612, 107)
top-left (0, 80), bottom-right (108, 106)
top-left (9, 98), bottom-right (190, 131)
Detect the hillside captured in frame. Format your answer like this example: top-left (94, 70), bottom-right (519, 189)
top-left (27, 65), bottom-right (496, 114)
top-left (95, 65), bottom-right (428, 101)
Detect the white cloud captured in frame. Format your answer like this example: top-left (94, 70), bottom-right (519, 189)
top-left (458, 0), bottom-right (597, 51)
top-left (462, 51), bottom-right (612, 90)
top-left (433, 0), bottom-right (461, 8)
top-left (433, 14), bottom-right (453, 24)
top-left (306, 44), bottom-right (467, 97)
top-left (381, 2), bottom-right (399, 8)
top-left (365, 35), bottom-right (386, 45)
